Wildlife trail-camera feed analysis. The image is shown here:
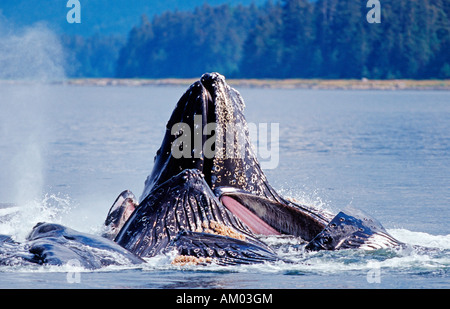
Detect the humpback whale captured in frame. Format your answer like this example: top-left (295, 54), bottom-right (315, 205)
top-left (0, 73), bottom-right (402, 268)
top-left (0, 222), bottom-right (144, 269)
top-left (137, 73), bottom-right (332, 240)
top-left (105, 72), bottom-right (402, 264)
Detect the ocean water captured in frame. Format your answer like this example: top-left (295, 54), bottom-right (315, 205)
top-left (0, 83), bottom-right (449, 288)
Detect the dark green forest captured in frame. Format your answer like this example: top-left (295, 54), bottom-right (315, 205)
top-left (65, 0), bottom-right (450, 79)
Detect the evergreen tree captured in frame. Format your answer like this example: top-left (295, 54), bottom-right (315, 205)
top-left (112, 0), bottom-right (450, 79)
top-left (116, 4), bottom-right (258, 78)
top-left (240, 1), bottom-right (283, 77)
top-left (281, 0), bottom-right (315, 77)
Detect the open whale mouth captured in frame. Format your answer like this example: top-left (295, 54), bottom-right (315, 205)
top-left (220, 195), bottom-right (281, 236)
top-left (214, 187), bottom-right (330, 241)
top-left (217, 187), bottom-right (403, 250)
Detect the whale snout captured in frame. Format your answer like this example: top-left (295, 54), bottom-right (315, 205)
top-left (200, 72), bottom-right (225, 93)
top-left (103, 190), bottom-right (138, 240)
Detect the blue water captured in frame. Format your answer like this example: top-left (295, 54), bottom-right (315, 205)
top-left (0, 83), bottom-right (449, 288)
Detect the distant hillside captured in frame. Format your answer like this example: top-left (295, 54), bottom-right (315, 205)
top-left (0, 0), bottom-right (267, 36)
top-left (116, 0), bottom-right (450, 79)
top-left (1, 0), bottom-right (448, 79)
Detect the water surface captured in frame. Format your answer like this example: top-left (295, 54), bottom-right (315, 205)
top-left (0, 83), bottom-right (449, 288)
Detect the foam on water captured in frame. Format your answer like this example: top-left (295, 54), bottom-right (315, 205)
top-left (389, 228), bottom-right (450, 249)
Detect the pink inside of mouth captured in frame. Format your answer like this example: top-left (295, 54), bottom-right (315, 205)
top-left (123, 199), bottom-right (136, 221)
top-left (220, 196), bottom-right (280, 236)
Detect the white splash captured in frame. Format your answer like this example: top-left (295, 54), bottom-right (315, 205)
top-left (0, 193), bottom-right (73, 242)
top-left (389, 228), bottom-right (450, 250)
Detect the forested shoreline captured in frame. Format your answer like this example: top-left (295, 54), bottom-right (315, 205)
top-left (64, 0), bottom-right (450, 79)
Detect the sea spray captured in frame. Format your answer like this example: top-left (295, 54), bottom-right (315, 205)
top-left (0, 193), bottom-right (73, 242)
top-left (0, 19), bottom-right (65, 81)
top-left (277, 185), bottom-right (335, 216)
top-left (0, 16), bottom-right (67, 216)
top-left (2, 83), bottom-right (51, 210)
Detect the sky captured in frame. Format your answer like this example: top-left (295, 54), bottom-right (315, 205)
top-left (0, 0), bottom-right (267, 36)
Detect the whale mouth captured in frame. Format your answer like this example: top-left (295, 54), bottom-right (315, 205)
top-left (103, 190), bottom-right (138, 240)
top-left (220, 195), bottom-right (281, 236)
top-left (214, 187), bottom-right (329, 241)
